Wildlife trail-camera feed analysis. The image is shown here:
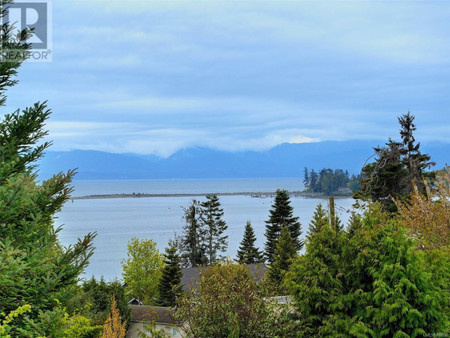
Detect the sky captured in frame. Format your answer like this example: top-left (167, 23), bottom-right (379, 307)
top-left (4, 0), bottom-right (450, 157)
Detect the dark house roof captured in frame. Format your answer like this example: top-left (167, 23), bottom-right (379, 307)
top-left (180, 267), bottom-right (200, 292)
top-left (181, 263), bottom-right (266, 292)
top-left (129, 305), bottom-right (177, 324)
top-left (128, 298), bottom-right (142, 305)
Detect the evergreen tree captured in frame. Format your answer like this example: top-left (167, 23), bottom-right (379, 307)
top-left (264, 189), bottom-right (303, 264)
top-left (309, 169), bottom-right (318, 192)
top-left (307, 204), bottom-right (329, 241)
top-left (307, 168), bottom-right (353, 195)
top-left (158, 242), bottom-right (183, 307)
top-left (345, 216), bottom-right (443, 336)
top-left (267, 226), bottom-right (297, 293)
top-left (355, 113), bottom-right (434, 212)
top-left (177, 199), bottom-right (207, 267)
top-left (334, 215), bottom-right (344, 233)
top-left (347, 173), bottom-right (361, 191)
top-left (236, 221), bottom-right (264, 264)
top-left (82, 277), bottom-right (131, 328)
top-left (319, 168), bottom-right (334, 195)
top-left (0, 2), bottom-right (95, 333)
top-left (303, 167), bottom-right (310, 191)
top-left (200, 194), bottom-right (228, 265)
top-left (287, 222), bottom-right (343, 336)
top-left (398, 112), bottom-right (435, 191)
top-left (346, 212), bottom-right (362, 238)
top-left (356, 139), bottom-right (409, 212)
top-left (287, 206), bottom-right (446, 336)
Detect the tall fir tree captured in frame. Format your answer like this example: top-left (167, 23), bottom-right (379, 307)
top-left (398, 112), bottom-right (435, 191)
top-left (309, 169), bottom-right (319, 192)
top-left (158, 242), bottom-right (183, 307)
top-left (264, 189), bottom-right (302, 264)
top-left (267, 226), bottom-right (297, 293)
top-left (355, 113), bottom-right (434, 212)
top-left (200, 194), bottom-right (228, 265)
top-left (236, 221), bottom-right (264, 264)
top-left (286, 222), bottom-right (345, 336)
top-left (177, 199), bottom-right (207, 267)
top-left (0, 2), bottom-right (95, 333)
top-left (356, 139), bottom-right (408, 212)
top-left (307, 204), bottom-right (329, 241)
top-left (303, 167), bottom-right (310, 191)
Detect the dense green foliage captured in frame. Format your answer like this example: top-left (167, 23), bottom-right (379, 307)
top-left (264, 189), bottom-right (303, 264)
top-left (266, 226), bottom-right (297, 293)
top-left (355, 113), bottom-right (435, 212)
top-left (287, 221), bottom-right (342, 335)
top-left (304, 167), bottom-right (360, 195)
top-left (236, 221), bottom-right (264, 264)
top-left (287, 205), bottom-right (448, 336)
top-left (157, 242), bottom-right (183, 307)
top-left (121, 238), bottom-right (164, 305)
top-left (0, 2), bottom-right (96, 335)
top-left (177, 260), bottom-right (291, 337)
top-left (1, 3), bottom-right (446, 336)
top-left (346, 211), bottom-right (363, 237)
top-left (306, 203), bottom-right (328, 240)
top-left (0, 305), bottom-right (32, 338)
top-left (82, 277), bottom-right (131, 329)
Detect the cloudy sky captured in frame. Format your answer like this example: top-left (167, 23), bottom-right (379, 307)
top-left (6, 0), bottom-right (450, 156)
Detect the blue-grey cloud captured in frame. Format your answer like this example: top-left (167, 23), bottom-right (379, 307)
top-left (3, 0), bottom-right (449, 155)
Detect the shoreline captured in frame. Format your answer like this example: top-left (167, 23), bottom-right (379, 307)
top-left (72, 191), bottom-right (353, 200)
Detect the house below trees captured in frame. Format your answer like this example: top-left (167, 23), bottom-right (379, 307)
top-left (180, 263), bottom-right (267, 291)
top-left (126, 305), bottom-right (181, 338)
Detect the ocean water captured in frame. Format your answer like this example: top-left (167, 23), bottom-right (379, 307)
top-left (69, 178), bottom-right (304, 197)
top-left (56, 179), bottom-right (354, 281)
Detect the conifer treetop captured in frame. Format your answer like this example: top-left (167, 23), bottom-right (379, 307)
top-left (307, 204), bottom-right (328, 241)
top-left (237, 221), bottom-right (264, 264)
top-left (264, 189), bottom-right (302, 264)
top-left (200, 194), bottom-right (228, 265)
top-left (158, 242), bottom-right (183, 307)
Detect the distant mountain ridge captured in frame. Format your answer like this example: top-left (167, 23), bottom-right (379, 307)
top-left (38, 140), bottom-right (449, 180)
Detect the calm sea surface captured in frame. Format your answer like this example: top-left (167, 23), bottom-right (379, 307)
top-left (56, 179), bottom-right (354, 281)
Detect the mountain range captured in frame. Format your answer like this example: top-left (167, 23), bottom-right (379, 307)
top-left (38, 140), bottom-right (449, 180)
